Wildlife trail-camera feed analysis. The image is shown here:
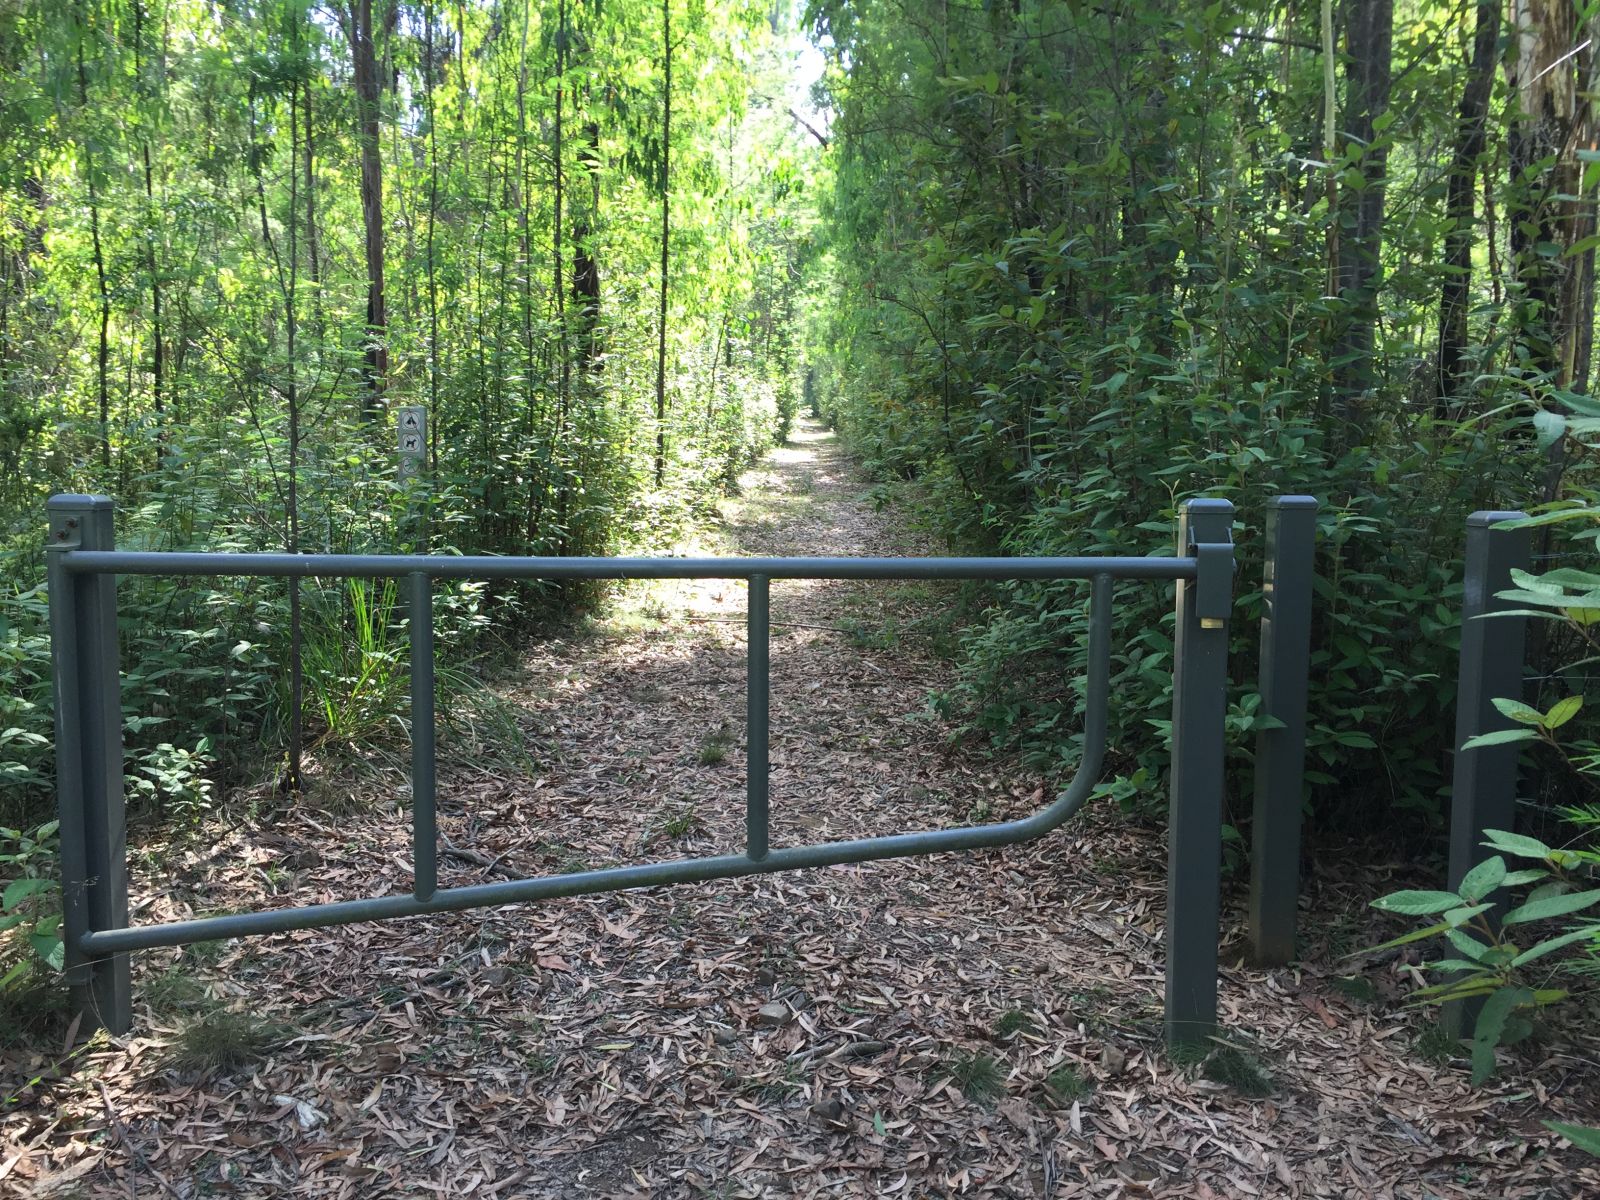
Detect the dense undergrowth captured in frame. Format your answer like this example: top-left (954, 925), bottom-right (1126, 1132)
top-left (801, 0), bottom-right (1594, 845)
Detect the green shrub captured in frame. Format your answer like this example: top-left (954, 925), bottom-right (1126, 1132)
top-left (0, 821), bottom-right (63, 993)
top-left (1367, 826), bottom-right (1600, 1084)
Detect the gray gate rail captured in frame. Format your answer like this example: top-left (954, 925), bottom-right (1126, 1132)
top-left (47, 494), bottom-right (1236, 1047)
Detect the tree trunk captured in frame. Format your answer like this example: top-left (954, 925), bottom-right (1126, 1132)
top-left (345, 0), bottom-right (387, 409)
top-left (424, 0), bottom-right (440, 469)
top-left (1330, 0), bottom-right (1393, 445)
top-left (75, 3), bottom-right (111, 472)
top-left (554, 0), bottom-right (568, 411)
top-left (134, 0), bottom-right (164, 436)
top-left (1434, 0), bottom-right (1498, 415)
top-left (574, 96), bottom-right (601, 372)
top-left (1503, 1), bottom-right (1600, 498)
top-left (655, 0), bottom-right (671, 487)
top-left (287, 41), bottom-right (303, 795)
top-left (304, 74), bottom-right (322, 331)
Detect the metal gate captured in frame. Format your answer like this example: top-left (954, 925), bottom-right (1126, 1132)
top-left (47, 495), bottom-right (1235, 1047)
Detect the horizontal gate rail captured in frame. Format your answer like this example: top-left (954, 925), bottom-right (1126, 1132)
top-left (60, 550), bottom-right (1195, 581)
top-left (47, 493), bottom-right (1236, 1048)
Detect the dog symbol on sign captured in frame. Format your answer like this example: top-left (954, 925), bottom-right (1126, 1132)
top-left (402, 435), bottom-right (422, 453)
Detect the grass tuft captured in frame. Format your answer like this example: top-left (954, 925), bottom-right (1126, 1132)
top-left (942, 1050), bottom-right (1007, 1103)
top-left (1203, 1045), bottom-right (1275, 1098)
top-left (1044, 1064), bottom-right (1091, 1102)
top-left (1414, 1021), bottom-right (1460, 1066)
top-left (143, 967), bottom-right (210, 1014)
top-left (992, 1007), bottom-right (1033, 1039)
top-left (169, 1008), bottom-right (285, 1074)
top-left (656, 805), bottom-right (702, 840)
top-left (1330, 975), bottom-right (1378, 1004)
top-left (697, 728), bottom-right (735, 766)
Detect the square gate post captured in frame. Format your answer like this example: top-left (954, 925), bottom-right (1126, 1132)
top-left (1443, 511), bottom-right (1529, 1035)
top-left (46, 494), bottom-right (132, 1035)
top-left (1166, 498), bottom-right (1234, 1049)
top-left (1247, 497), bottom-right (1317, 966)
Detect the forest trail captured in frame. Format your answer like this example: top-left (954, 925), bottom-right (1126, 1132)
top-left (15, 421), bottom-right (1600, 1199)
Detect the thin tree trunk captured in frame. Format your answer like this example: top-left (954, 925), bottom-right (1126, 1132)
top-left (1434, 0), bottom-right (1498, 415)
top-left (287, 45), bottom-right (303, 795)
top-left (655, 0), bottom-right (671, 487)
top-left (75, 4), bottom-right (111, 472)
top-left (574, 103), bottom-right (601, 370)
top-left (425, 0), bottom-right (440, 473)
top-left (516, 0), bottom-right (543, 543)
top-left (554, 0), bottom-right (568, 407)
top-left (134, 0), bottom-right (164, 439)
top-left (1330, 0), bottom-right (1393, 444)
top-left (304, 75), bottom-right (321, 331)
top-left (345, 0), bottom-right (386, 410)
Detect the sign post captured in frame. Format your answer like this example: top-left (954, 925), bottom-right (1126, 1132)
top-left (396, 405), bottom-right (427, 479)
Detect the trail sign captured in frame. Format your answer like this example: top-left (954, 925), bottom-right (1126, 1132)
top-left (397, 406), bottom-right (427, 477)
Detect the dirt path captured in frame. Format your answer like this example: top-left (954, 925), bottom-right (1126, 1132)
top-left (10, 420), bottom-right (1600, 1198)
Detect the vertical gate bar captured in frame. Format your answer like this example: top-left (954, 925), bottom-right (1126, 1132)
top-left (1443, 511), bottom-right (1529, 1033)
top-left (47, 499), bottom-right (91, 1024)
top-left (1166, 497), bottom-right (1234, 1050)
top-left (47, 495), bottom-right (131, 1034)
top-left (747, 574), bottom-right (771, 862)
top-left (410, 571), bottom-right (437, 902)
top-left (1247, 496), bottom-right (1317, 966)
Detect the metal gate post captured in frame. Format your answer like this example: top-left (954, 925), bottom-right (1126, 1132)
top-left (1166, 498), bottom-right (1234, 1049)
top-left (46, 494), bottom-right (132, 1034)
top-left (1443, 511), bottom-right (1529, 1034)
top-left (1447, 512), bottom-right (1531, 896)
top-left (1247, 497), bottom-right (1316, 966)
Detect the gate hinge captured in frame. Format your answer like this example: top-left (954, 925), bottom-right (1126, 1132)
top-left (1192, 542), bottom-right (1233, 628)
top-left (48, 511), bottom-right (82, 551)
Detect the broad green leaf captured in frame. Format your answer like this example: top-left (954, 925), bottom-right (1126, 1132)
top-left (1457, 857), bottom-right (1505, 905)
top-left (1518, 568), bottom-right (1600, 590)
top-left (1357, 920), bottom-right (1451, 955)
top-left (1471, 986), bottom-right (1532, 1084)
top-left (1491, 508), bottom-right (1599, 530)
top-left (1532, 409), bottom-right (1567, 449)
top-left (1421, 958), bottom-right (1493, 973)
top-left (1500, 869), bottom-right (1551, 887)
top-left (1460, 728), bottom-right (1538, 750)
top-left (2, 876), bottom-right (53, 910)
top-left (1503, 889), bottom-right (1600, 925)
top-left (1512, 927), bottom-right (1599, 966)
top-left (1408, 980), bottom-right (1497, 1002)
top-left (1544, 695), bottom-right (1583, 728)
top-left (1545, 1122), bottom-right (1600, 1156)
top-left (27, 932), bottom-right (64, 971)
top-left (1490, 698), bottom-right (1544, 726)
top-left (1446, 928), bottom-right (1492, 960)
top-left (1444, 902), bottom-right (1494, 927)
top-left (1372, 890), bottom-right (1463, 915)
top-left (1482, 830), bottom-right (1553, 859)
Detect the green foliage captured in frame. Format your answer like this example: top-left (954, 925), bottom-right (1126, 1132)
top-left (169, 1006), bottom-right (287, 1074)
top-left (0, 821), bottom-right (63, 993)
top-left (941, 1050), bottom-right (1007, 1103)
top-left (803, 0), bottom-right (1544, 833)
top-left (0, 1), bottom-right (827, 985)
top-left (696, 727), bottom-right (735, 766)
top-left (991, 1007), bottom-right (1033, 1039)
top-left (1043, 1064), bottom-right (1090, 1103)
top-left (1367, 830), bottom-right (1600, 1085)
top-left (1545, 1122), bottom-right (1600, 1158)
top-left (1202, 1045), bottom-right (1275, 1099)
